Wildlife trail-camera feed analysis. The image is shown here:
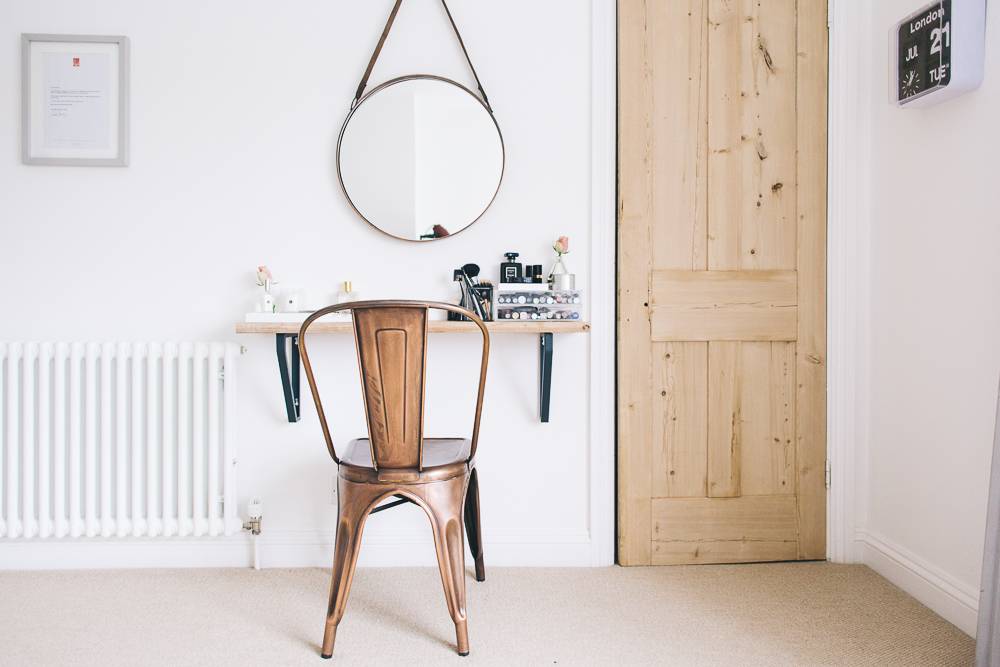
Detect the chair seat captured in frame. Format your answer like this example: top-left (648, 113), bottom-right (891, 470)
top-left (339, 438), bottom-right (473, 484)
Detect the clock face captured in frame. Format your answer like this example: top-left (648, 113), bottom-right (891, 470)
top-left (897, 0), bottom-right (952, 104)
top-left (900, 69), bottom-right (923, 98)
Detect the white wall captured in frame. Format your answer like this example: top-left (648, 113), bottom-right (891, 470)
top-left (0, 0), bottom-right (615, 568)
top-left (834, 0), bottom-right (1000, 636)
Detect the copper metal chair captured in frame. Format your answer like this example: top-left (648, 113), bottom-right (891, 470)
top-left (298, 300), bottom-right (489, 659)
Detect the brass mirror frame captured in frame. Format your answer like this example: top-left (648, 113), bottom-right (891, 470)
top-left (335, 74), bottom-right (506, 243)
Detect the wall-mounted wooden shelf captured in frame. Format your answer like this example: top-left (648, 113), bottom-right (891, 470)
top-left (235, 319), bottom-right (590, 423)
top-left (235, 320), bottom-right (590, 335)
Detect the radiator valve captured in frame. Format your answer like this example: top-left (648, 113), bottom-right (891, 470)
top-left (243, 498), bottom-right (263, 535)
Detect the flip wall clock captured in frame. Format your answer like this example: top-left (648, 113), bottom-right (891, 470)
top-left (892, 0), bottom-right (986, 107)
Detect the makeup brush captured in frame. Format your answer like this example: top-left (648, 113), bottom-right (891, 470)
top-left (461, 263), bottom-right (481, 283)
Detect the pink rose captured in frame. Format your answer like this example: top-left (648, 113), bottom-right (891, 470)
top-left (553, 236), bottom-right (570, 255)
top-left (256, 265), bottom-right (273, 286)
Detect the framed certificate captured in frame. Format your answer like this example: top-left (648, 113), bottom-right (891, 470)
top-left (21, 34), bottom-right (129, 166)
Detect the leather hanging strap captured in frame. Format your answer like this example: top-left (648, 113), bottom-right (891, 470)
top-left (352, 0), bottom-right (492, 112)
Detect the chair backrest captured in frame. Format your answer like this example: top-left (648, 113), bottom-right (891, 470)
top-left (298, 300), bottom-right (490, 471)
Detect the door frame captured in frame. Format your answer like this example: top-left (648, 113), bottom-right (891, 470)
top-left (588, 0), bottom-right (618, 566)
top-left (825, 0), bottom-right (872, 564)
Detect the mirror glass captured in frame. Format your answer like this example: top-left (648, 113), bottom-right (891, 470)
top-left (337, 76), bottom-right (504, 241)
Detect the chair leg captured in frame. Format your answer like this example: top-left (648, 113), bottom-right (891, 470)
top-left (463, 468), bottom-right (485, 582)
top-left (321, 478), bottom-right (376, 659)
top-left (425, 474), bottom-right (471, 656)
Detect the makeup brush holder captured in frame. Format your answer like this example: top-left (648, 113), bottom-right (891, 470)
top-left (449, 284), bottom-right (495, 321)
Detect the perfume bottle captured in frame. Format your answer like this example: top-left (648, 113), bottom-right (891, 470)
top-left (338, 280), bottom-right (357, 303)
top-left (332, 281), bottom-right (356, 319)
top-left (500, 252), bottom-right (523, 284)
top-left (337, 281), bottom-right (357, 305)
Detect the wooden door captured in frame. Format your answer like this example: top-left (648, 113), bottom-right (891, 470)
top-left (618, 0), bottom-right (827, 565)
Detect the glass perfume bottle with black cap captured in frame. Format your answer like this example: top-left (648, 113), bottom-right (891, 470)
top-left (500, 252), bottom-right (523, 284)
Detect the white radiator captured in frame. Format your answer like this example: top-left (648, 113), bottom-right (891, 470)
top-left (0, 342), bottom-right (241, 540)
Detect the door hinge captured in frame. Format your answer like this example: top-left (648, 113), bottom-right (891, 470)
top-left (825, 460), bottom-right (832, 489)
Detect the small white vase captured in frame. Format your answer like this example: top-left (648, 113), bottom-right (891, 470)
top-left (260, 285), bottom-right (275, 314)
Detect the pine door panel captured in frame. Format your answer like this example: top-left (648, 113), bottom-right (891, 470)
top-left (707, 341), bottom-right (797, 499)
top-left (651, 496), bottom-right (799, 565)
top-left (618, 0), bottom-right (827, 565)
top-left (651, 342), bottom-right (708, 499)
top-left (652, 536), bottom-right (799, 566)
top-left (708, 0), bottom-right (798, 273)
top-left (651, 270), bottom-right (798, 342)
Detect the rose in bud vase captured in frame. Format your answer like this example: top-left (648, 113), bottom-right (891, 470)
top-left (256, 265), bottom-right (277, 313)
top-left (549, 236), bottom-right (575, 290)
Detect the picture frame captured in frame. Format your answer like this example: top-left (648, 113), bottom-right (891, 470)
top-left (21, 34), bottom-right (130, 166)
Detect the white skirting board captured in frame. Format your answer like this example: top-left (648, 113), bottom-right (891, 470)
top-left (856, 530), bottom-right (980, 637)
top-left (0, 530), bottom-right (595, 570)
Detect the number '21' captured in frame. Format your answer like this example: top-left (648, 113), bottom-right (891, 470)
top-left (930, 22), bottom-right (951, 55)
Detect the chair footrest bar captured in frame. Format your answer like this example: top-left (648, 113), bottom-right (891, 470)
top-left (369, 495), bottom-right (417, 514)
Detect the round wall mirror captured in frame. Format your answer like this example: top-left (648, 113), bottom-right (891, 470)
top-left (337, 75), bottom-right (504, 241)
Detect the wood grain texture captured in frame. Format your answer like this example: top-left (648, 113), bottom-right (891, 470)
top-left (651, 495), bottom-right (799, 542)
top-left (617, 0), bottom-right (655, 565)
top-left (650, 0), bottom-right (709, 272)
top-left (618, 0), bottom-right (825, 565)
top-left (705, 342), bottom-right (797, 499)
top-left (236, 321), bottom-right (590, 335)
top-left (740, 0), bottom-right (797, 271)
top-left (739, 342), bottom-right (796, 496)
top-left (652, 270), bottom-right (797, 305)
top-left (707, 342), bottom-right (741, 497)
top-left (652, 538), bottom-right (797, 565)
top-left (795, 0), bottom-right (828, 560)
top-left (652, 308), bottom-right (796, 342)
top-left (708, 0), bottom-right (797, 271)
top-left (652, 342), bottom-right (708, 498)
top-left (707, 0), bottom-right (742, 270)
top-left (651, 270), bottom-right (797, 341)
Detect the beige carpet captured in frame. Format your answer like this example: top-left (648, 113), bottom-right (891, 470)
top-left (0, 563), bottom-right (973, 666)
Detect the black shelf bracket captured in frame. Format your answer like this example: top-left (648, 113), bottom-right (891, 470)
top-left (276, 333), bottom-right (301, 422)
top-left (539, 332), bottom-right (553, 423)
